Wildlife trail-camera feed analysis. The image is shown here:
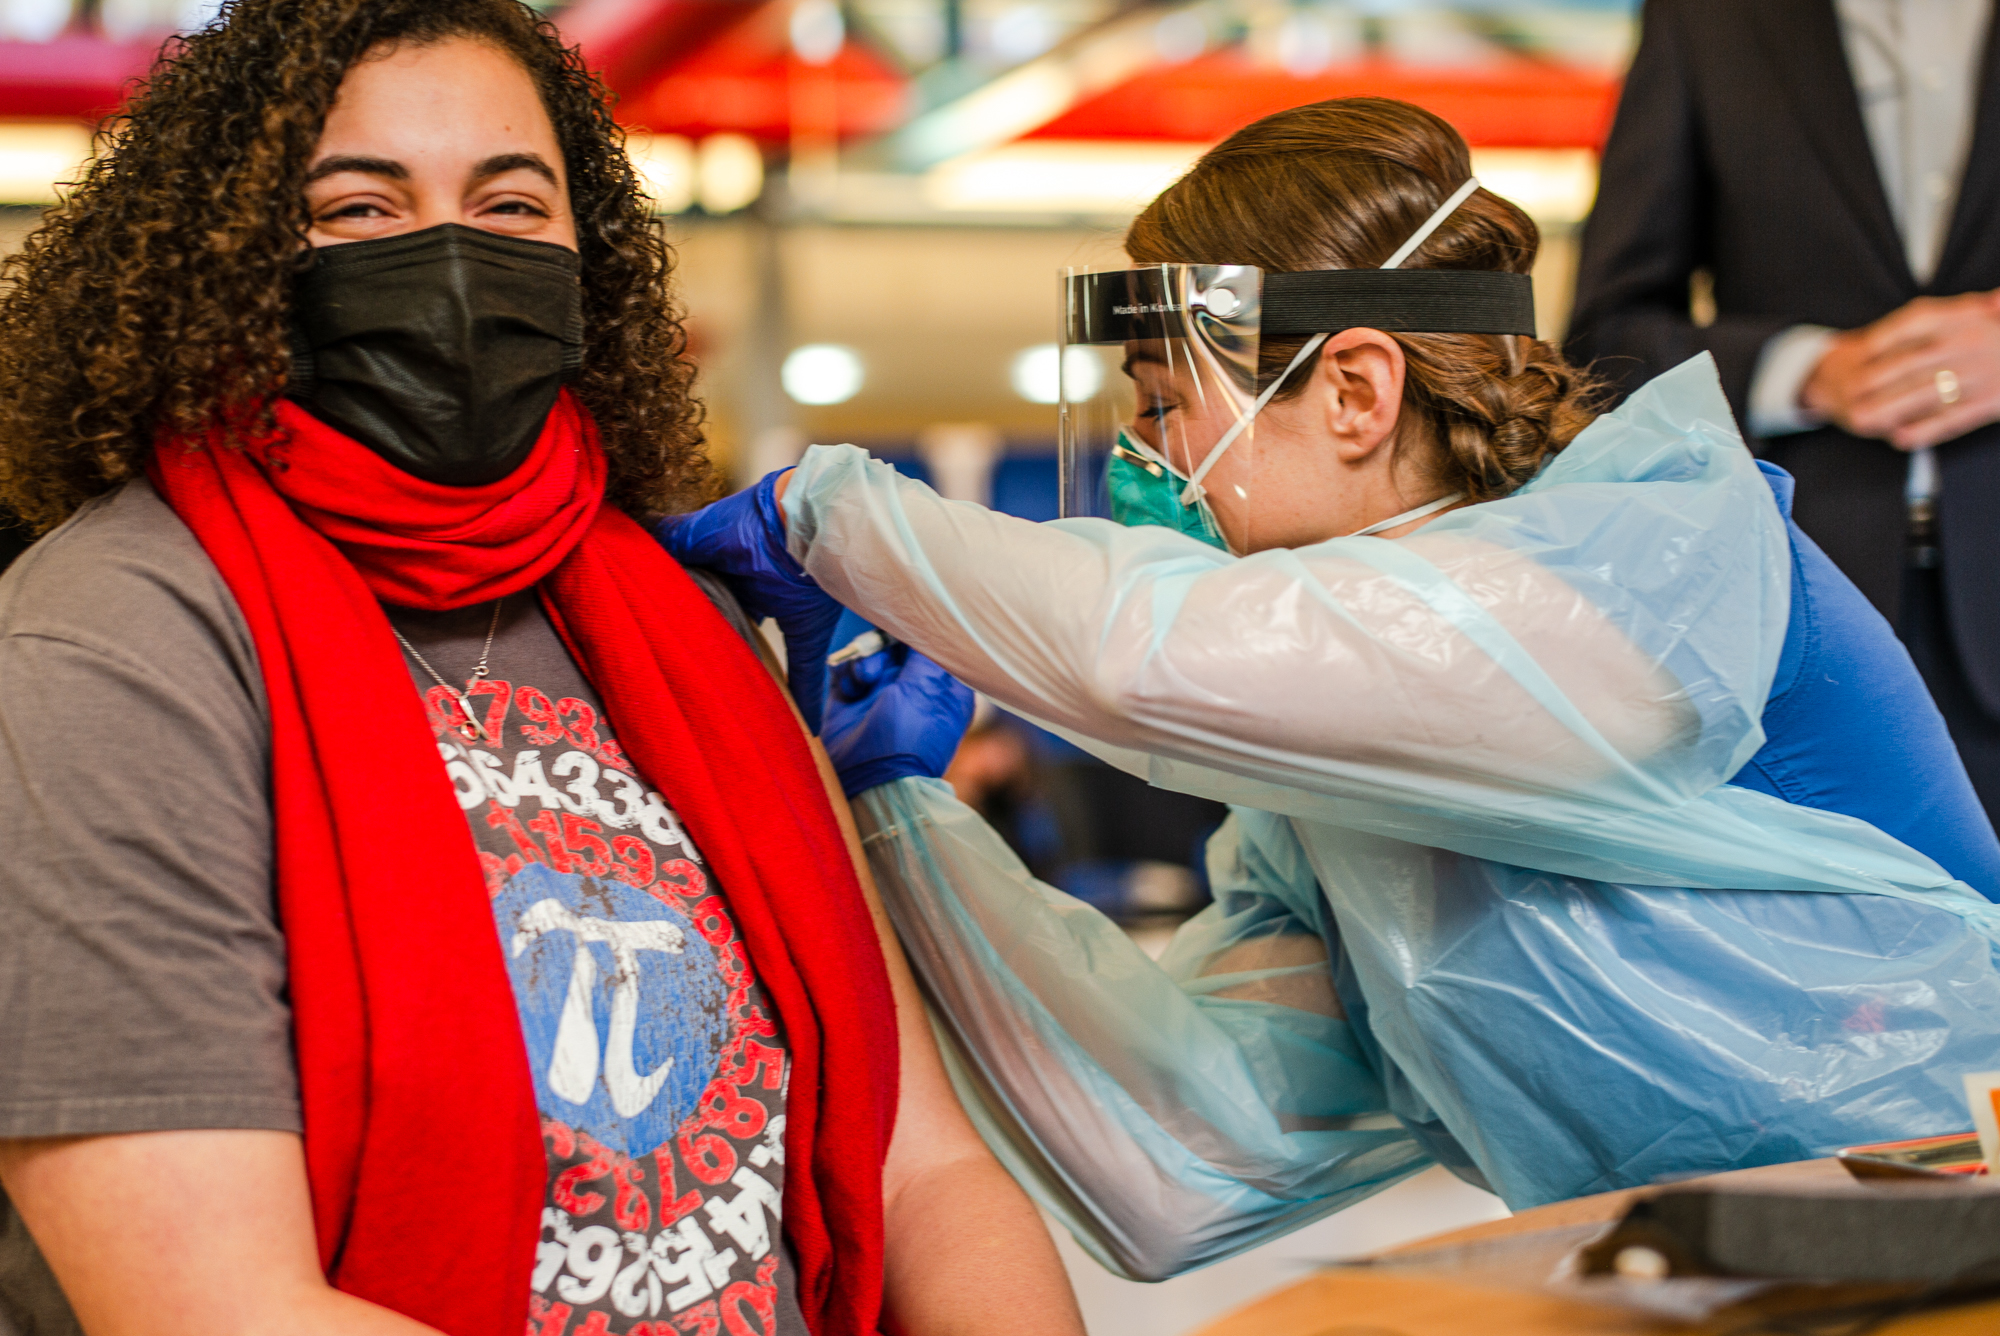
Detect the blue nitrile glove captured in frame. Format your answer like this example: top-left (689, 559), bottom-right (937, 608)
top-left (654, 469), bottom-right (842, 733)
top-left (823, 635), bottom-right (976, 798)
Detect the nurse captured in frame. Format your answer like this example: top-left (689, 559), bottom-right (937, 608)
top-left (665, 98), bottom-right (2000, 1280)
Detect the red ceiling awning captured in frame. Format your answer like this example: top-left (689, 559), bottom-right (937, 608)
top-left (556, 0), bottom-right (752, 100)
top-left (0, 7), bottom-right (1614, 155)
top-left (0, 1), bottom-right (908, 144)
top-left (0, 35), bottom-right (155, 121)
top-left (608, 0), bottom-right (907, 143)
top-left (1026, 49), bottom-right (1620, 149)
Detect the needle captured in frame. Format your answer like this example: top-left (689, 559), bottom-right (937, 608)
top-left (827, 629), bottom-right (894, 666)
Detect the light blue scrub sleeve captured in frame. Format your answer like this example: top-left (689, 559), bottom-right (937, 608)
top-left (785, 357), bottom-right (1999, 920)
top-left (856, 776), bottom-right (1429, 1280)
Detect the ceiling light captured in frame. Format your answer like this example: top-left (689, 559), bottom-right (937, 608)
top-left (923, 141), bottom-right (1598, 227)
top-left (697, 134), bottom-right (764, 214)
top-left (790, 0), bottom-right (845, 67)
top-left (0, 0), bottom-right (71, 42)
top-left (892, 3), bottom-right (1182, 169)
top-left (1063, 346), bottom-right (1104, 402)
top-left (989, 4), bottom-right (1057, 63)
top-left (1012, 344), bottom-right (1102, 405)
top-left (1277, 11), bottom-right (1335, 76)
top-left (625, 133), bottom-right (694, 214)
top-left (1273, 8), bottom-right (1364, 77)
top-left (1380, 11), bottom-right (1501, 69)
top-left (0, 121), bottom-right (92, 203)
top-left (1468, 147), bottom-right (1599, 227)
top-left (925, 140), bottom-right (1206, 215)
top-left (1153, 8), bottom-right (1208, 64)
top-left (783, 344), bottom-right (865, 405)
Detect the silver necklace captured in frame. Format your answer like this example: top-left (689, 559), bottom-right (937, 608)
top-left (394, 598), bottom-right (505, 744)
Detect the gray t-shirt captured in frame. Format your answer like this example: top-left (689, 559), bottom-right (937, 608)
top-left (0, 478), bottom-right (805, 1336)
top-left (385, 596), bottom-right (806, 1336)
top-left (0, 479), bottom-right (290, 1336)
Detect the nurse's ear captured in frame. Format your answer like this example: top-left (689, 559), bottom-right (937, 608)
top-left (1309, 328), bottom-right (1408, 467)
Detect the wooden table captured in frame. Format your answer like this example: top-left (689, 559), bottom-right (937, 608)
top-left (1190, 1159), bottom-right (2000, 1336)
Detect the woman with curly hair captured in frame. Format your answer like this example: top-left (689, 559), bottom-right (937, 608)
top-left (0, 4), bottom-right (1083, 1335)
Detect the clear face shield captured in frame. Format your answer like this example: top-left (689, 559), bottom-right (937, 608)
top-left (1058, 178), bottom-right (1539, 553)
top-left (1059, 264), bottom-right (1264, 551)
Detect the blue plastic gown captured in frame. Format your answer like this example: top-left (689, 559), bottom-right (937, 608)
top-left (782, 357), bottom-right (2000, 1280)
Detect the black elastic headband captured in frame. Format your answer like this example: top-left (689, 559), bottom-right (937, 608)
top-left (1067, 267), bottom-right (1536, 344)
top-left (1263, 269), bottom-right (1536, 337)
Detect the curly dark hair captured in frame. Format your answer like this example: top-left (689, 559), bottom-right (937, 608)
top-left (0, 0), bottom-right (712, 532)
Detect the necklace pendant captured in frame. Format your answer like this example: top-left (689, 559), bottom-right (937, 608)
top-left (452, 690), bottom-right (490, 744)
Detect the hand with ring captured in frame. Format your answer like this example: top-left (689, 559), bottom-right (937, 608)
top-left (1800, 289), bottom-right (2000, 451)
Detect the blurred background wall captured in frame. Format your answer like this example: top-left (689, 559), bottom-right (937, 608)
top-left (0, 1), bottom-right (1636, 1328)
top-left (0, 0), bottom-right (1623, 484)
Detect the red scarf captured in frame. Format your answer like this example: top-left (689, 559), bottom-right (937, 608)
top-left (149, 393), bottom-right (898, 1336)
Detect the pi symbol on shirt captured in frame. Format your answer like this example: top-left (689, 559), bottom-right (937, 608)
top-left (512, 899), bottom-right (686, 1117)
top-left (494, 864), bottom-right (729, 1158)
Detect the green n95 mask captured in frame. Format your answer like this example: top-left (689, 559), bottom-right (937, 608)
top-left (1106, 429), bottom-right (1227, 549)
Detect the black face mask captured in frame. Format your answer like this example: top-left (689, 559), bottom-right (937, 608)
top-left (287, 223), bottom-right (584, 487)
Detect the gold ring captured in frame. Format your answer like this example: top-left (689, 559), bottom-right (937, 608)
top-left (1937, 368), bottom-right (1963, 405)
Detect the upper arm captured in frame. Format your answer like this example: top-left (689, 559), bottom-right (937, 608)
top-left (0, 1130), bottom-right (439, 1336)
top-left (1568, 2), bottom-right (1805, 412)
top-left (798, 720), bottom-right (995, 1190)
top-left (790, 450), bottom-right (1694, 806)
top-left (0, 521), bottom-right (294, 1144)
top-left (732, 605), bottom-right (993, 1188)
top-left (1111, 536), bottom-right (1692, 798)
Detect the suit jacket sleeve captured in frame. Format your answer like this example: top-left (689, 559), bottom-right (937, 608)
top-left (1564, 0), bottom-right (1792, 419)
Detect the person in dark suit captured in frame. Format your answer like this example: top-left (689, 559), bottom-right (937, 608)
top-left (1566, 0), bottom-right (2000, 816)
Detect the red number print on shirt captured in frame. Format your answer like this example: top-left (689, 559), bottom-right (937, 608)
top-left (561, 813), bottom-right (614, 876)
top-left (612, 836), bottom-right (657, 890)
top-left (613, 1155), bottom-right (652, 1233)
top-left (528, 810), bottom-right (615, 877)
top-left (418, 646), bottom-right (797, 1336)
top-left (556, 695), bottom-right (631, 771)
top-left (558, 697), bottom-right (604, 755)
top-left (667, 1303), bottom-right (720, 1336)
top-left (722, 1041), bottom-right (785, 1092)
top-left (655, 859), bottom-right (707, 900)
top-left (695, 1080), bottom-right (767, 1141)
top-left (515, 686), bottom-right (566, 745)
top-left (469, 679), bottom-right (512, 742)
top-left (528, 1296), bottom-right (573, 1336)
top-left (489, 807), bottom-right (553, 869)
top-left (720, 1257), bottom-right (780, 1336)
top-left (677, 1127), bottom-right (737, 1186)
top-left (553, 1132), bottom-right (615, 1217)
